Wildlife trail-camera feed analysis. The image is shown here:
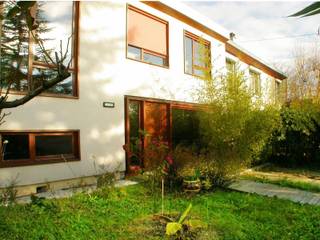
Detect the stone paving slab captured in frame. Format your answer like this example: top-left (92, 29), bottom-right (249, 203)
top-left (229, 180), bottom-right (320, 206)
top-left (16, 180), bottom-right (138, 204)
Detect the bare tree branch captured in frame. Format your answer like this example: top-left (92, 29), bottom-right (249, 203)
top-left (0, 68), bottom-right (70, 109)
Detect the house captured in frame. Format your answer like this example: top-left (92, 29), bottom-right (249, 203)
top-left (0, 1), bottom-right (286, 196)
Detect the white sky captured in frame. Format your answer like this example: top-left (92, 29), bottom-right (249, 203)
top-left (184, 1), bottom-right (320, 69)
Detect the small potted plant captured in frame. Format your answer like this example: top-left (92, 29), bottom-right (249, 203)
top-left (182, 169), bottom-right (201, 193)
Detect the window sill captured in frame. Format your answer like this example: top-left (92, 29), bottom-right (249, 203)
top-left (184, 71), bottom-right (211, 81)
top-left (5, 90), bottom-right (79, 100)
top-left (0, 157), bottom-right (80, 168)
top-left (126, 56), bottom-right (169, 69)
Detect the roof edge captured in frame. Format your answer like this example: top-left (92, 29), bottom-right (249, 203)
top-left (142, 0), bottom-right (287, 80)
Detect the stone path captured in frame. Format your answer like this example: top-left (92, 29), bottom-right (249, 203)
top-left (16, 180), bottom-right (138, 204)
top-left (229, 180), bottom-right (320, 206)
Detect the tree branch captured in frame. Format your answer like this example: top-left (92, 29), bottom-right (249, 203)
top-left (0, 68), bottom-right (70, 109)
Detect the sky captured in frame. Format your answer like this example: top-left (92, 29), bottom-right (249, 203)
top-left (184, 1), bottom-right (320, 69)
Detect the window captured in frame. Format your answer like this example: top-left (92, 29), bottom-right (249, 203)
top-left (184, 31), bottom-right (211, 79)
top-left (249, 70), bottom-right (261, 95)
top-left (226, 58), bottom-right (236, 75)
top-left (0, 130), bottom-right (80, 167)
top-left (0, 2), bottom-right (79, 97)
top-left (127, 5), bottom-right (168, 67)
top-left (172, 108), bottom-right (200, 149)
top-left (275, 80), bottom-right (281, 101)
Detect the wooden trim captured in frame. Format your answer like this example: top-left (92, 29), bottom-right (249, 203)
top-left (5, 2), bottom-right (80, 98)
top-left (226, 43), bottom-right (286, 80)
top-left (143, 1), bottom-right (286, 80)
top-left (126, 4), bottom-right (169, 68)
top-left (0, 130), bottom-right (80, 168)
top-left (125, 95), bottom-right (201, 108)
top-left (124, 96), bottom-right (129, 173)
top-left (185, 30), bottom-right (210, 46)
top-left (128, 4), bottom-right (168, 25)
top-left (4, 89), bottom-right (79, 100)
top-left (183, 30), bottom-right (211, 79)
top-left (142, 1), bottom-right (228, 43)
top-left (124, 95), bottom-right (203, 172)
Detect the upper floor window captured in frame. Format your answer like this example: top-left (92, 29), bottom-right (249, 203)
top-left (127, 5), bottom-right (168, 67)
top-left (249, 70), bottom-right (261, 95)
top-left (0, 1), bottom-right (79, 97)
top-left (184, 31), bottom-right (211, 79)
top-left (226, 58), bottom-right (236, 75)
top-left (275, 80), bottom-right (281, 101)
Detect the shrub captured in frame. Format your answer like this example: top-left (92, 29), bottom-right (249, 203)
top-left (265, 99), bottom-right (320, 168)
top-left (196, 66), bottom-right (280, 186)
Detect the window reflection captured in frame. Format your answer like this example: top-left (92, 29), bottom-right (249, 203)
top-left (0, 1), bottom-right (77, 96)
top-left (172, 108), bottom-right (200, 149)
top-left (35, 1), bottom-right (74, 66)
top-left (32, 68), bottom-right (74, 95)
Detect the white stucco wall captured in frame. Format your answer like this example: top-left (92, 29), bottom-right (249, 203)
top-left (0, 1), bottom-right (278, 187)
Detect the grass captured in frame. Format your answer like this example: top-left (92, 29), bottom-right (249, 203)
top-left (1, 184), bottom-right (320, 240)
top-left (241, 175), bottom-right (320, 193)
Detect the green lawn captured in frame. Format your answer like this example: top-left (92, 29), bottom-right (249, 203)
top-left (1, 184), bottom-right (320, 240)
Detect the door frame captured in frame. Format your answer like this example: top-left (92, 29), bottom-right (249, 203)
top-left (124, 95), bottom-right (199, 174)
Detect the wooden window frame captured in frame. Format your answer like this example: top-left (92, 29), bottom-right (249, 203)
top-left (226, 58), bottom-right (236, 74)
top-left (249, 69), bottom-right (261, 96)
top-left (184, 30), bottom-right (211, 79)
top-left (2, 2), bottom-right (80, 99)
top-left (0, 130), bottom-right (80, 168)
top-left (124, 95), bottom-right (202, 173)
top-left (126, 5), bottom-right (169, 69)
top-left (275, 80), bottom-right (281, 102)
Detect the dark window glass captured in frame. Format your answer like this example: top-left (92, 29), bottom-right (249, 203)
top-left (172, 109), bottom-right (200, 149)
top-left (129, 101), bottom-right (140, 140)
top-left (127, 45), bottom-right (141, 61)
top-left (32, 68), bottom-right (74, 95)
top-left (2, 135), bottom-right (30, 160)
top-left (275, 81), bottom-right (281, 101)
top-left (35, 135), bottom-right (73, 156)
top-left (129, 101), bottom-right (141, 166)
top-left (0, 2), bottom-right (29, 92)
top-left (143, 52), bottom-right (164, 66)
top-left (184, 36), bottom-right (192, 74)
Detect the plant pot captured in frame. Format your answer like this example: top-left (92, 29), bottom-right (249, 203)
top-left (183, 178), bottom-right (201, 193)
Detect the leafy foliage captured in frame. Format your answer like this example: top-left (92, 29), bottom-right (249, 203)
top-left (165, 203), bottom-right (205, 239)
top-left (289, 2), bottom-right (320, 17)
top-left (264, 99), bottom-right (320, 167)
top-left (196, 65), bottom-right (280, 186)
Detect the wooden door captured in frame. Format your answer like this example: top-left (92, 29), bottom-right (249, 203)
top-left (143, 101), bottom-right (169, 169)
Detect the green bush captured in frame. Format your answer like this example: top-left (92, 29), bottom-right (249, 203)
top-left (265, 99), bottom-right (320, 168)
top-left (196, 66), bottom-right (280, 186)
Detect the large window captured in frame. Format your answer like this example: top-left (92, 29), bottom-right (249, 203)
top-left (172, 108), bottom-right (200, 149)
top-left (184, 31), bottom-right (211, 79)
top-left (127, 5), bottom-right (168, 67)
top-left (0, 1), bottom-right (79, 97)
top-left (0, 130), bottom-right (80, 167)
top-left (249, 70), bottom-right (261, 95)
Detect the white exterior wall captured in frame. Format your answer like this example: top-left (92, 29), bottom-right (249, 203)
top-left (0, 1), bottom-right (278, 187)
top-left (226, 52), bottom-right (276, 104)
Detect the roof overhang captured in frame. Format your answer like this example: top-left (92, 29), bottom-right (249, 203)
top-left (142, 0), bottom-right (287, 80)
